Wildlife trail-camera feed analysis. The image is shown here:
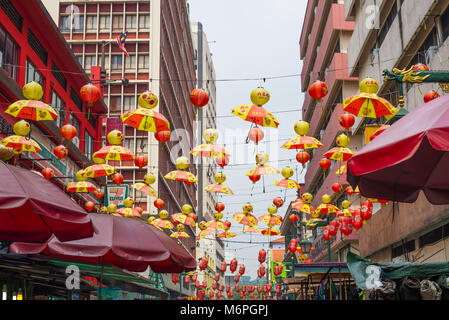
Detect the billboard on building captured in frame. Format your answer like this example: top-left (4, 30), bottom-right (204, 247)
top-left (105, 185), bottom-right (129, 209)
top-left (106, 117), bottom-right (124, 146)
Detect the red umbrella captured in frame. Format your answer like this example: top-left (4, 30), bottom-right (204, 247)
top-left (347, 94), bottom-right (449, 204)
top-left (0, 161), bottom-right (93, 242)
top-left (9, 213), bottom-right (197, 273)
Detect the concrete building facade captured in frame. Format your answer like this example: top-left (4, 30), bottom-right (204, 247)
top-left (345, 0), bottom-right (449, 264)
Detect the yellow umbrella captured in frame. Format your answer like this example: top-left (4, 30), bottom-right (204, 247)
top-left (242, 226), bottom-right (261, 233)
top-left (153, 218), bottom-right (174, 229)
top-left (291, 200), bottom-right (315, 215)
top-left (92, 145), bottom-right (135, 163)
top-left (81, 164), bottom-right (116, 178)
top-left (315, 203), bottom-right (339, 217)
top-left (258, 214), bottom-right (282, 226)
top-left (1, 135), bottom-right (41, 153)
top-left (191, 144), bottom-right (230, 159)
top-left (206, 219), bottom-right (225, 230)
top-left (343, 93), bottom-right (396, 118)
top-left (272, 178), bottom-right (301, 189)
top-left (116, 207), bottom-right (141, 218)
top-left (170, 231), bottom-right (190, 239)
top-left (6, 100), bottom-right (58, 121)
top-left (172, 213), bottom-right (196, 227)
top-left (246, 165), bottom-right (279, 176)
top-left (232, 104), bottom-right (279, 128)
top-left (121, 108), bottom-right (170, 132)
top-left (131, 183), bottom-right (158, 198)
top-left (233, 212), bottom-right (258, 227)
top-left (261, 228), bottom-right (280, 236)
top-left (205, 183), bottom-right (233, 194)
top-left (281, 135), bottom-right (323, 150)
top-left (197, 227), bottom-right (215, 240)
top-left (66, 181), bottom-right (97, 193)
top-left (324, 147), bottom-right (354, 162)
top-left (217, 231), bottom-right (237, 239)
top-left (164, 170), bottom-right (198, 183)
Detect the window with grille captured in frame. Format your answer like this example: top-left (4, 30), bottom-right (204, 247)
top-left (139, 15), bottom-right (149, 30)
top-left (123, 95), bottom-right (135, 112)
top-left (392, 240), bottom-right (415, 259)
top-left (73, 16), bottom-right (84, 32)
top-left (84, 55), bottom-right (97, 72)
top-left (125, 55), bottom-right (136, 70)
top-left (111, 55), bottom-right (122, 69)
top-left (60, 16), bottom-right (70, 32)
top-left (0, 0), bottom-right (22, 32)
top-left (84, 130), bottom-right (94, 159)
top-left (86, 16), bottom-right (97, 32)
top-left (126, 15), bottom-right (136, 30)
top-left (51, 61), bottom-right (67, 90)
top-left (112, 15), bottom-right (123, 31)
top-left (99, 15), bottom-right (110, 31)
top-left (28, 28), bottom-right (48, 65)
top-left (109, 95), bottom-right (121, 113)
top-left (0, 26), bottom-right (19, 81)
top-left (51, 89), bottom-right (65, 127)
top-left (138, 55), bottom-right (149, 70)
top-left (70, 87), bottom-right (83, 111)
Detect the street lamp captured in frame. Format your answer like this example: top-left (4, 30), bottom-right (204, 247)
top-left (300, 238), bottom-right (313, 255)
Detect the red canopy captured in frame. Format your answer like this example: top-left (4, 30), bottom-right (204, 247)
top-left (0, 161), bottom-right (93, 242)
top-left (9, 213), bottom-right (197, 273)
top-left (347, 94), bottom-right (449, 204)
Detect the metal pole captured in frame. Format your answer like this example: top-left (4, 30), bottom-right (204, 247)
top-left (99, 256), bottom-right (104, 301)
top-left (327, 217), bottom-right (331, 262)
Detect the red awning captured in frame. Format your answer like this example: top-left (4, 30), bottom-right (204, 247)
top-left (9, 213), bottom-right (197, 273)
top-left (0, 161), bottom-right (93, 242)
top-left (347, 94), bottom-right (449, 204)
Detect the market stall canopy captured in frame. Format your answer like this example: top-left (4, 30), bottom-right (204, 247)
top-left (347, 94), bottom-right (449, 204)
top-left (9, 213), bottom-right (197, 273)
top-left (347, 252), bottom-right (449, 290)
top-left (0, 161), bottom-right (94, 242)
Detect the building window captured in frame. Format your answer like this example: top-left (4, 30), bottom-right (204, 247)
top-left (84, 55), bottom-right (97, 72)
top-left (111, 55), bottom-right (122, 70)
top-left (123, 137), bottom-right (135, 154)
top-left (126, 15), bottom-right (137, 30)
top-left (70, 87), bottom-right (83, 111)
top-left (138, 54), bottom-right (149, 70)
top-left (125, 54), bottom-right (136, 70)
top-left (69, 113), bottom-right (81, 148)
top-left (84, 130), bottom-right (94, 159)
top-left (51, 89), bottom-right (65, 127)
top-left (0, 0), bottom-right (23, 32)
top-left (377, 2), bottom-right (398, 48)
top-left (73, 16), bottom-right (84, 32)
top-left (60, 16), bottom-right (70, 32)
top-left (123, 95), bottom-right (135, 112)
top-left (86, 16), bottom-right (97, 32)
top-left (52, 61), bottom-right (67, 91)
top-left (392, 240), bottom-right (416, 259)
top-left (0, 26), bottom-right (18, 81)
top-left (109, 95), bottom-right (121, 113)
top-left (28, 28), bottom-right (48, 65)
top-left (99, 15), bottom-right (110, 31)
top-left (112, 15), bottom-right (123, 31)
top-left (139, 15), bottom-right (149, 30)
top-left (25, 60), bottom-right (45, 88)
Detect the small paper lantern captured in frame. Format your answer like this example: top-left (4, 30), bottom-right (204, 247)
top-left (248, 127), bottom-right (264, 144)
top-left (308, 80), bottom-right (328, 101)
top-left (154, 198), bottom-right (165, 209)
top-left (339, 114), bottom-right (355, 129)
top-left (289, 214), bottom-right (298, 223)
top-left (424, 90), bottom-right (440, 103)
top-left (41, 167), bottom-right (54, 179)
top-left (53, 145), bottom-right (68, 159)
top-left (258, 249), bottom-right (266, 264)
top-left (319, 158), bottom-right (331, 170)
top-left (134, 156), bottom-right (148, 168)
top-left (80, 83), bottom-right (101, 108)
top-left (332, 183), bottom-right (343, 193)
top-left (190, 88), bottom-right (209, 107)
top-left (84, 201), bottom-right (95, 212)
top-left (230, 258), bottom-right (238, 273)
top-left (60, 124), bottom-right (77, 140)
top-left (239, 265), bottom-right (245, 276)
top-left (155, 130), bottom-right (171, 143)
top-left (112, 173), bottom-right (124, 185)
top-left (248, 173), bottom-right (261, 184)
top-left (215, 202), bottom-right (225, 212)
top-left (273, 197), bottom-right (284, 208)
top-left (93, 189), bottom-right (105, 199)
top-left (296, 151), bottom-right (310, 165)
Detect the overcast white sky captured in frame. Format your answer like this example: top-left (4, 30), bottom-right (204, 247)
top-left (188, 0), bottom-right (308, 279)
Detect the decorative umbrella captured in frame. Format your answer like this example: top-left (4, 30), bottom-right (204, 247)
top-left (116, 207), bottom-right (141, 218)
top-left (66, 181), bottom-right (97, 193)
top-left (170, 224), bottom-right (190, 238)
top-left (172, 213), bottom-right (196, 227)
top-left (121, 108), bottom-right (170, 132)
top-left (261, 228), bottom-right (280, 236)
top-left (258, 214), bottom-right (282, 226)
top-left (153, 217), bottom-right (174, 230)
top-left (9, 213), bottom-right (197, 273)
top-left (92, 145), bottom-right (135, 163)
top-left (206, 212), bottom-right (225, 230)
top-left (217, 231), bottom-right (237, 239)
top-left (0, 144), bottom-right (15, 161)
top-left (131, 183), bottom-right (158, 198)
top-left (242, 226), bottom-right (261, 233)
top-left (232, 105), bottom-right (279, 128)
top-left (164, 156), bottom-right (198, 184)
top-left (197, 227), bottom-right (215, 240)
top-left (233, 204), bottom-right (258, 227)
top-left (205, 172), bottom-right (233, 194)
top-left (191, 128), bottom-right (230, 159)
top-left (81, 164), bottom-right (116, 178)
top-left (1, 135), bottom-right (41, 153)
top-left (281, 135), bottom-right (323, 150)
top-left (343, 78), bottom-right (397, 118)
top-left (272, 178), bottom-right (301, 189)
top-left (369, 125), bottom-right (391, 142)
top-left (315, 203), bottom-right (339, 217)
top-left (5, 82), bottom-right (58, 121)
top-left (291, 199), bottom-right (315, 216)
top-left (246, 165), bottom-right (279, 176)
top-left (347, 93), bottom-right (449, 204)
top-left (324, 147), bottom-right (354, 162)
top-left (0, 161), bottom-right (94, 242)
top-left (300, 219), bottom-right (327, 228)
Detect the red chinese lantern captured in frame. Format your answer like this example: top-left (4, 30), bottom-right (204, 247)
top-left (201, 256), bottom-right (208, 268)
top-left (240, 291), bottom-right (245, 299)
top-left (215, 273), bottom-right (220, 282)
top-left (220, 261), bottom-right (227, 273)
top-left (212, 282), bottom-right (217, 290)
top-left (134, 156), bottom-right (148, 168)
top-left (235, 284), bottom-right (240, 292)
top-left (276, 284), bottom-right (282, 295)
top-left (202, 280), bottom-right (207, 288)
top-left (339, 114), bottom-right (355, 130)
top-left (340, 216), bottom-right (353, 237)
top-left (424, 90), bottom-right (440, 103)
top-left (258, 249), bottom-right (266, 264)
top-left (80, 83), bottom-right (101, 108)
top-left (257, 286), bottom-right (262, 294)
top-left (195, 281), bottom-right (200, 289)
top-left (267, 284), bottom-right (273, 292)
top-left (223, 220), bottom-right (231, 230)
top-left (227, 291), bottom-right (233, 298)
top-left (184, 275), bottom-right (190, 284)
top-left (192, 273), bottom-right (198, 282)
top-left (215, 202), bottom-right (225, 212)
top-left (60, 124), bottom-right (77, 140)
top-left (332, 183), bottom-right (343, 193)
top-left (216, 156), bottom-right (229, 168)
top-left (93, 189), bottom-right (105, 199)
top-left (112, 173), bottom-right (124, 185)
top-left (273, 197), bottom-right (284, 208)
top-left (258, 265), bottom-right (266, 277)
top-left (323, 225), bottom-right (331, 241)
top-left (352, 209), bottom-right (363, 231)
top-left (218, 284), bottom-right (224, 292)
top-left (360, 200), bottom-right (373, 223)
top-left (289, 214), bottom-right (298, 223)
top-left (217, 291), bottom-right (222, 299)
top-left (190, 88), bottom-right (209, 108)
top-left (53, 145), bottom-right (68, 159)
top-left (248, 127), bottom-right (264, 144)
top-left (308, 80), bottom-right (328, 101)
top-left (345, 186), bottom-right (354, 196)
top-left (155, 130), bottom-right (171, 143)
top-left (239, 265), bottom-right (245, 276)
top-left (209, 291), bottom-right (215, 299)
top-left (226, 285), bottom-right (231, 292)
top-left (41, 167), bottom-right (54, 179)
top-left (172, 273), bottom-right (179, 284)
top-left (296, 151), bottom-right (310, 165)
top-left (242, 285), bottom-right (247, 293)
top-left (319, 158), bottom-right (331, 170)
top-left (234, 274), bottom-right (240, 283)
top-left (288, 239), bottom-right (298, 253)
top-left (329, 220), bottom-right (340, 236)
top-left (413, 63), bottom-right (430, 71)
top-left (84, 201), bottom-right (95, 212)
top-left (154, 198), bottom-right (165, 209)
top-left (230, 259), bottom-right (238, 273)
top-left (248, 173), bottom-right (261, 184)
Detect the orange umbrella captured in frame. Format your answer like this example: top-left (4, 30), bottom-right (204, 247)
top-left (315, 203), bottom-right (339, 217)
top-left (281, 136), bottom-right (323, 150)
top-left (272, 178), bottom-right (301, 189)
top-left (324, 147), bottom-right (354, 162)
top-left (131, 183), bottom-right (158, 198)
top-left (92, 145), bottom-right (135, 163)
top-left (121, 108), bottom-right (170, 132)
top-left (232, 104), bottom-right (279, 128)
top-left (291, 200), bottom-right (315, 215)
top-left (343, 93), bottom-right (397, 118)
top-left (205, 183), bottom-right (233, 194)
top-left (170, 231), bottom-right (190, 239)
top-left (172, 213), bottom-right (196, 227)
top-left (165, 170), bottom-right (198, 183)
top-left (233, 212), bottom-right (258, 227)
top-left (153, 218), bottom-right (174, 229)
top-left (261, 228), bottom-right (280, 236)
top-left (242, 226), bottom-right (260, 233)
top-left (6, 100), bottom-right (58, 121)
top-left (66, 181), bottom-right (97, 193)
top-left (1, 135), bottom-right (41, 153)
top-left (206, 219), bottom-right (225, 230)
top-left (116, 207), bottom-right (141, 218)
top-left (81, 164), bottom-right (116, 178)
top-left (246, 165), bottom-right (279, 176)
top-left (197, 227), bottom-right (215, 240)
top-left (191, 144), bottom-right (231, 159)
top-left (217, 231), bottom-right (237, 239)
top-left (258, 214), bottom-right (282, 226)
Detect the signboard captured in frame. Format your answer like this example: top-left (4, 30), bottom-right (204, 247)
top-left (97, 287), bottom-right (123, 300)
top-left (105, 184), bottom-right (129, 209)
top-left (106, 117), bottom-right (124, 146)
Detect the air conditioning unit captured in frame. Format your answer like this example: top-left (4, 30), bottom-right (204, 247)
top-left (426, 45), bottom-right (439, 64)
